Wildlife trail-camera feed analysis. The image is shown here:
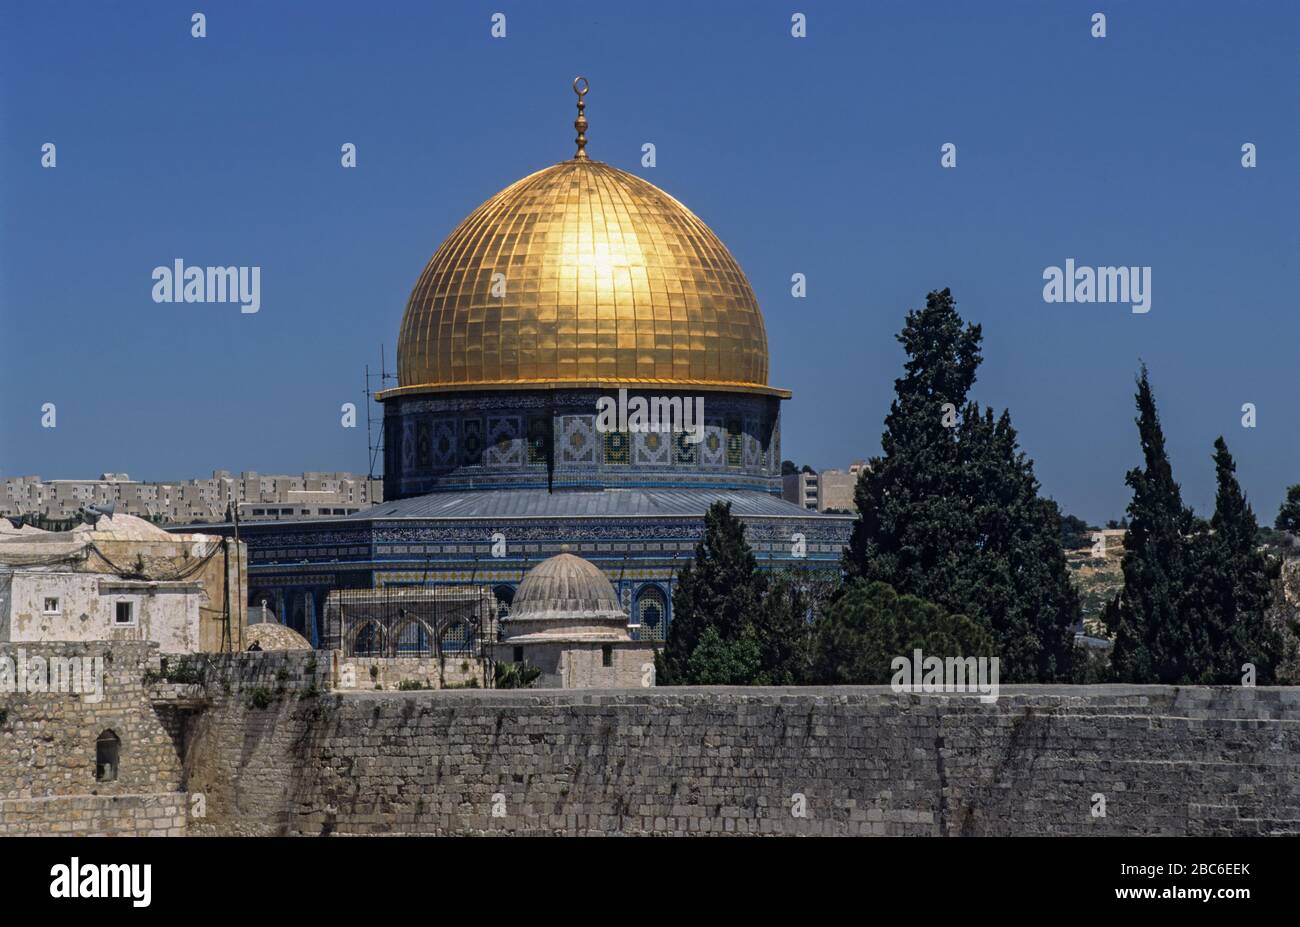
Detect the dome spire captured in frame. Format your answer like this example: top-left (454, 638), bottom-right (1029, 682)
top-left (572, 76), bottom-right (589, 159)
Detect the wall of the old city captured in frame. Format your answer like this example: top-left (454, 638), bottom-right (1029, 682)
top-left (5, 646), bottom-right (1298, 837)
top-left (0, 642), bottom-right (188, 836)
top-left (178, 653), bottom-right (1300, 837)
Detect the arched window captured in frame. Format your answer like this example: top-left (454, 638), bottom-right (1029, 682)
top-left (442, 621), bottom-right (470, 652)
top-left (635, 586), bottom-right (667, 642)
top-left (96, 730), bottom-right (120, 782)
top-left (290, 592), bottom-right (310, 637)
top-left (352, 621), bottom-right (382, 656)
top-left (493, 585), bottom-right (515, 622)
top-left (395, 619), bottom-right (429, 655)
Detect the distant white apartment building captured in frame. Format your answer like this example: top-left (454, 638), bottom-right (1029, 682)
top-left (783, 471), bottom-right (820, 511)
top-left (782, 461), bottom-right (868, 513)
top-left (0, 471), bottom-right (382, 525)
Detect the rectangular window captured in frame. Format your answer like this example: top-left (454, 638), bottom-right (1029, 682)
top-left (512, 646), bottom-right (524, 663)
top-left (602, 645), bottom-right (613, 667)
top-left (43, 597), bottom-right (60, 615)
top-left (114, 601), bottom-right (135, 626)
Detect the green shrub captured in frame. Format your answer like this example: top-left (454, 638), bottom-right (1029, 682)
top-left (495, 661), bottom-right (541, 689)
top-left (811, 581), bottom-right (993, 685)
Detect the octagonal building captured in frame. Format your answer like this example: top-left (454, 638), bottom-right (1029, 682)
top-left (205, 81), bottom-right (852, 648)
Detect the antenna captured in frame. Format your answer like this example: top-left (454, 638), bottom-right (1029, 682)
top-left (364, 346), bottom-right (398, 481)
top-left (81, 500), bottom-right (115, 526)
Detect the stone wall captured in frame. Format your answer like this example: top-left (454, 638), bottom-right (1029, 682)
top-left (6, 645), bottom-right (1298, 837)
top-left (178, 653), bottom-right (1300, 836)
top-left (335, 653), bottom-right (487, 690)
top-left (0, 641), bottom-right (188, 836)
top-left (0, 793), bottom-right (188, 836)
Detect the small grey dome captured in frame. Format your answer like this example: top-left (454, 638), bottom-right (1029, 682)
top-left (504, 553), bottom-right (629, 641)
top-left (245, 622), bottom-right (313, 651)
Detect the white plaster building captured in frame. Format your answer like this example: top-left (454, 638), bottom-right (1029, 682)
top-left (0, 515), bottom-right (237, 652)
top-left (1, 570), bottom-right (203, 651)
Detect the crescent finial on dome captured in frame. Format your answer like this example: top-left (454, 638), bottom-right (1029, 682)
top-left (572, 76), bottom-right (590, 159)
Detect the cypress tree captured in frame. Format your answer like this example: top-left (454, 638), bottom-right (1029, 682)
top-left (1108, 367), bottom-right (1202, 682)
top-left (659, 501), bottom-right (766, 685)
top-left (1199, 437), bottom-right (1281, 682)
top-left (843, 288), bottom-right (1079, 681)
top-left (753, 573), bottom-right (813, 685)
top-left (845, 289), bottom-right (981, 599)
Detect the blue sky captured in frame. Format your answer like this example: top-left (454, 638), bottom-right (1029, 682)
top-left (1, 0), bottom-right (1295, 525)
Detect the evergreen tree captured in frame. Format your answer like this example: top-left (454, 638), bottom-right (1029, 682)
top-left (845, 289), bottom-right (981, 599)
top-left (1196, 438), bottom-right (1281, 682)
top-left (659, 502), bottom-right (767, 685)
top-left (1276, 485), bottom-right (1300, 533)
top-left (754, 573), bottom-right (813, 685)
top-left (1108, 367), bottom-right (1202, 682)
top-left (843, 288), bottom-right (1079, 681)
top-left (811, 581), bottom-right (993, 684)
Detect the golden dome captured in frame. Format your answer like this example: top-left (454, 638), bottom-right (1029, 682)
top-left (391, 157), bottom-right (783, 397)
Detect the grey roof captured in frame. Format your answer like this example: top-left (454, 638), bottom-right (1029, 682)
top-left (351, 488), bottom-right (850, 521)
top-left (506, 553), bottom-right (630, 640)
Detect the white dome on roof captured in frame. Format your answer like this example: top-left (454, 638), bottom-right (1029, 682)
top-left (504, 553), bottom-right (630, 642)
